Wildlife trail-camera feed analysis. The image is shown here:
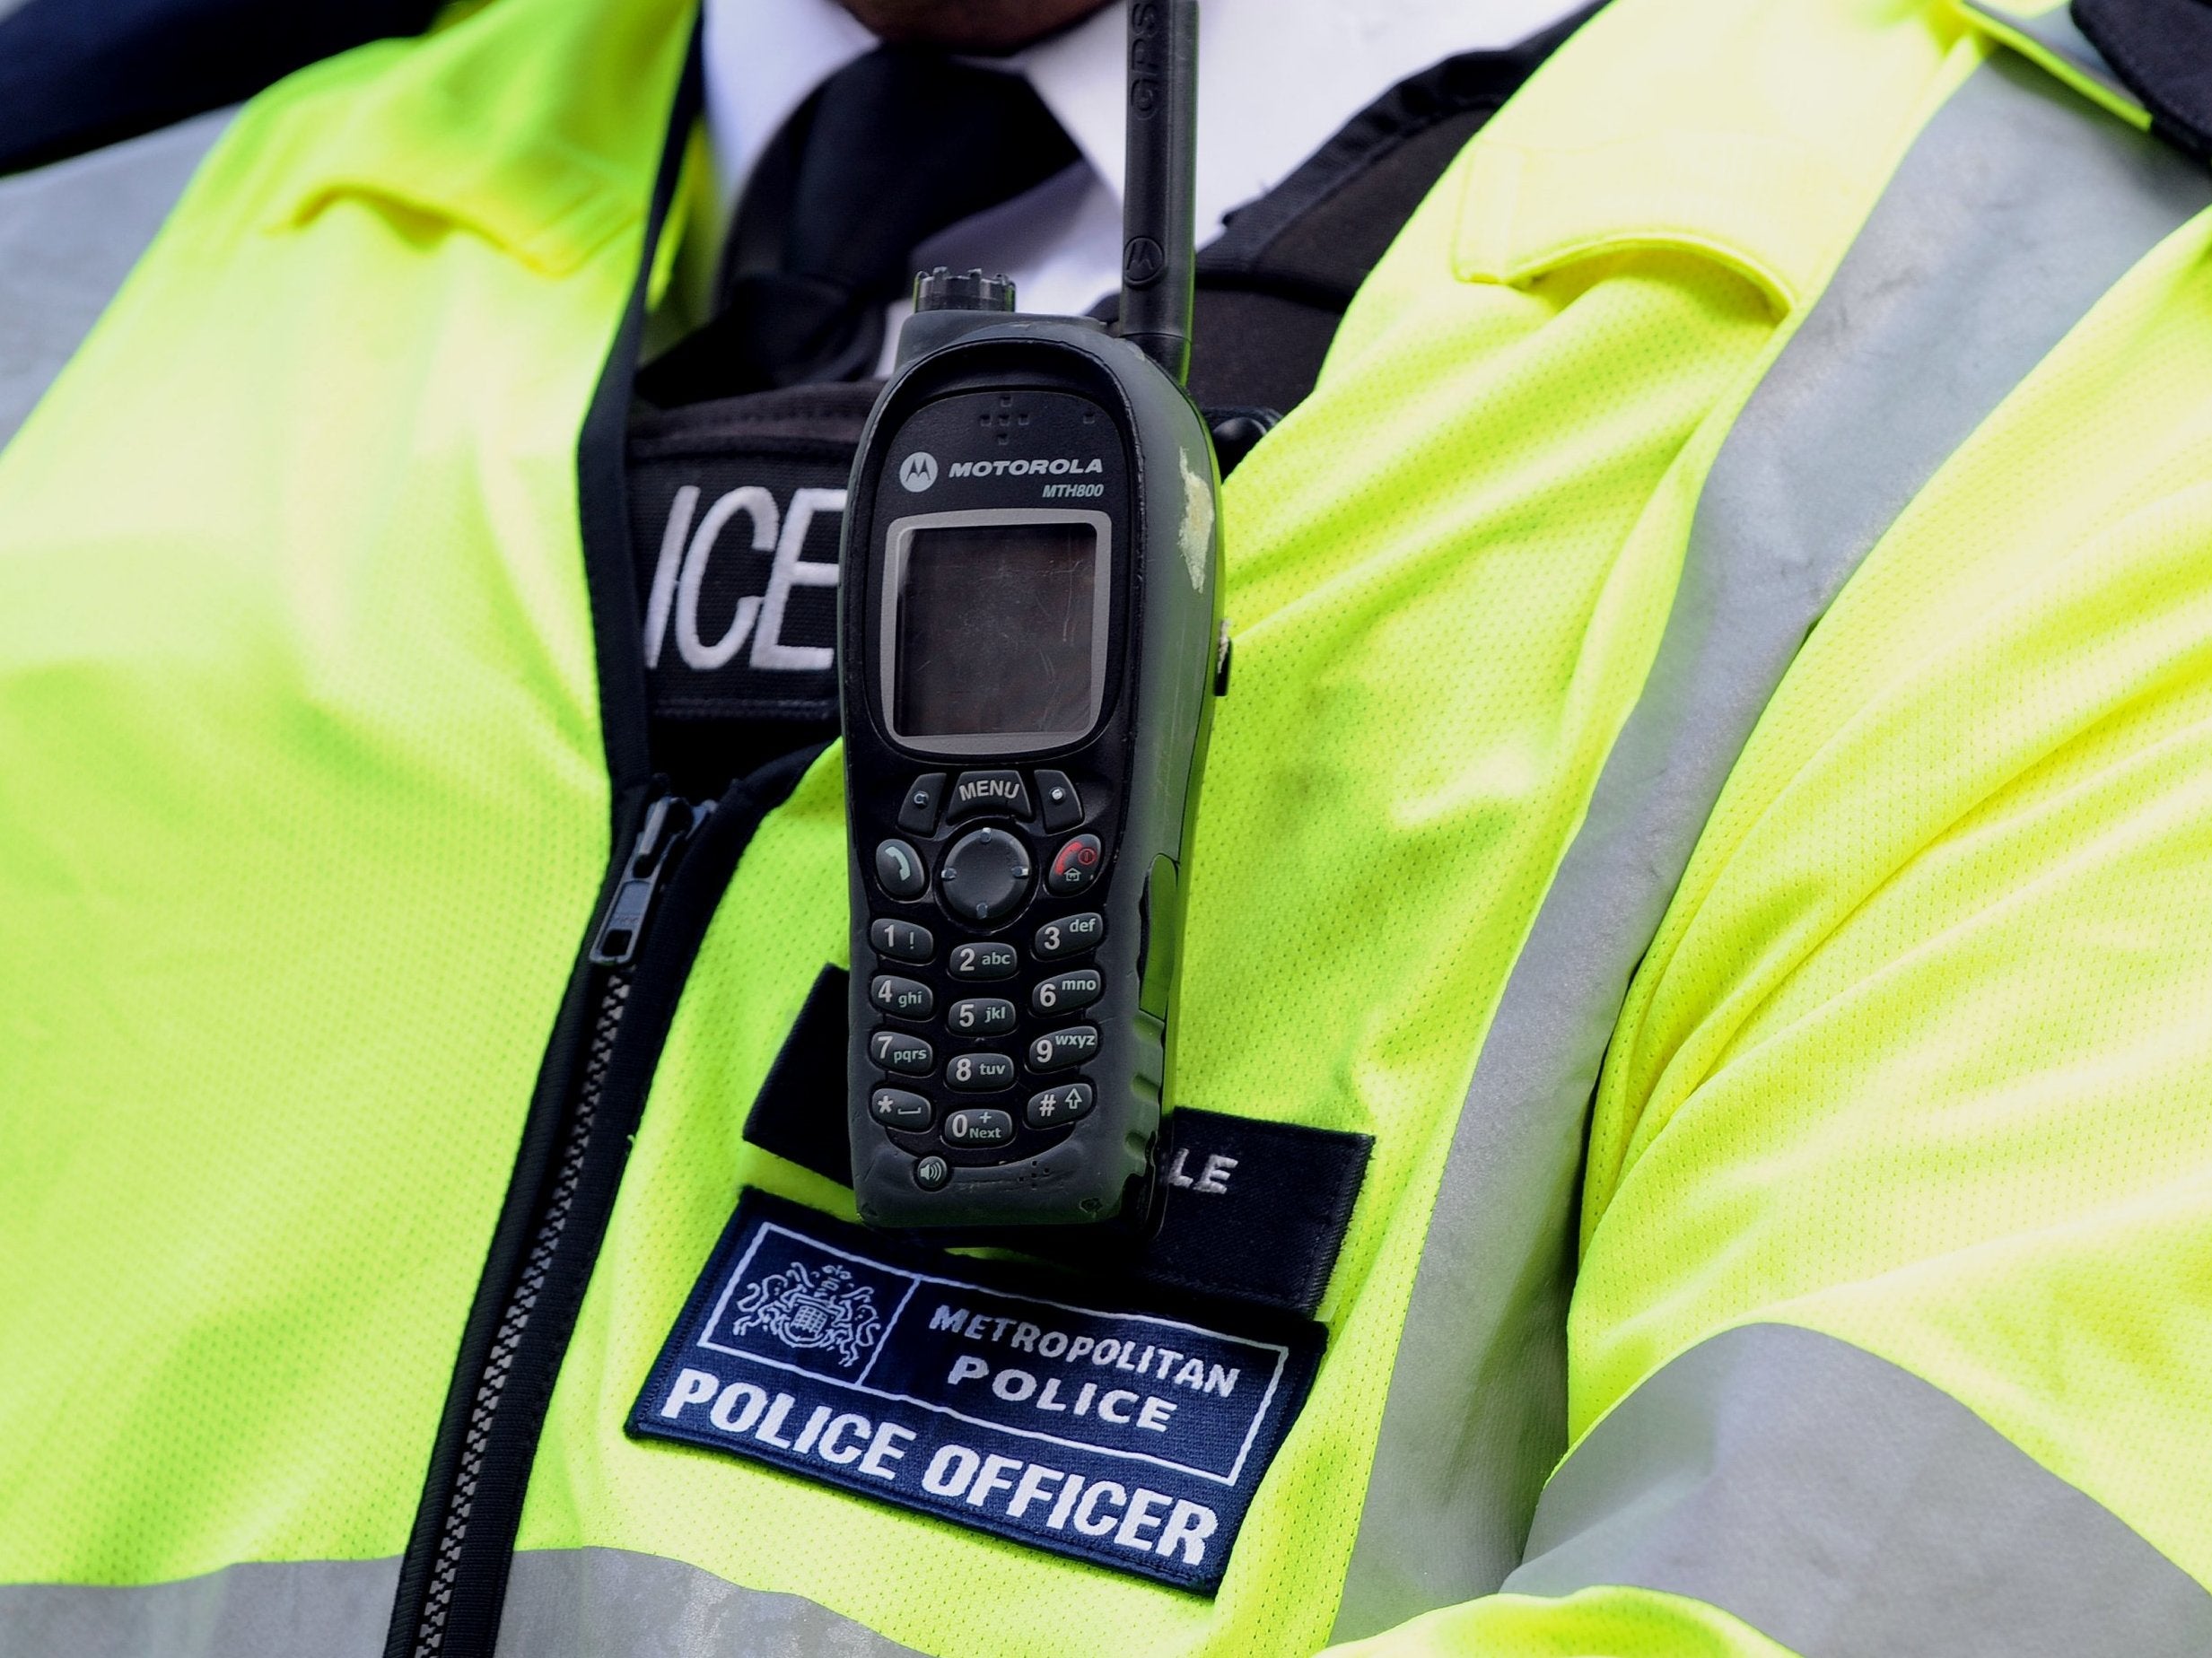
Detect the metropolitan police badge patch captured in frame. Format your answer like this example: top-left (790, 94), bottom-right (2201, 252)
top-left (629, 1191), bottom-right (1325, 1593)
top-left (723, 1259), bottom-right (884, 1368)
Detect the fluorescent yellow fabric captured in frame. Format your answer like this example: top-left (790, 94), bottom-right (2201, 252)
top-left (5, 0), bottom-right (2199, 1653)
top-left (1576, 197), bottom-right (2212, 1592)
top-left (1343, 4), bottom-right (2212, 1657)
top-left (516, 3), bottom-right (1969, 1654)
top-left (0, 0), bottom-right (691, 1585)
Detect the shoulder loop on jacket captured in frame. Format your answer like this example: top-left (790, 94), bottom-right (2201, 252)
top-left (240, 0), bottom-right (695, 276)
top-left (1443, 0), bottom-right (1974, 317)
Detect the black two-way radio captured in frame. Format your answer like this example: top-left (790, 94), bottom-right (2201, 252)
top-left (840, 0), bottom-right (1223, 1231)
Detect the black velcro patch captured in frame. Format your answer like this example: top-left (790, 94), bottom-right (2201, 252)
top-left (743, 967), bottom-right (1371, 1317)
top-left (625, 385), bottom-right (879, 724)
top-left (631, 1190), bottom-right (1321, 1593)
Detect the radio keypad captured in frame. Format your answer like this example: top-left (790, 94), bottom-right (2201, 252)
top-left (1028, 1025), bottom-right (1099, 1072)
top-left (870, 776), bottom-right (1115, 1171)
top-left (870, 1030), bottom-right (935, 1075)
top-left (870, 918), bottom-right (934, 963)
top-left (870, 975), bottom-right (933, 1020)
top-left (949, 940), bottom-right (1019, 980)
top-left (946, 1052), bottom-right (1017, 1091)
top-left (948, 997), bottom-right (1018, 1036)
top-left (1034, 912), bottom-right (1103, 959)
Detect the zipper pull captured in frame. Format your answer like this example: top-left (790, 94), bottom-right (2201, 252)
top-left (590, 793), bottom-right (712, 966)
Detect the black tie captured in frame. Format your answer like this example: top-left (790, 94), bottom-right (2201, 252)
top-left (642, 47), bottom-right (1080, 405)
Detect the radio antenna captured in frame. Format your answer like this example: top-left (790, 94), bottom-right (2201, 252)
top-left (1120, 0), bottom-right (1199, 384)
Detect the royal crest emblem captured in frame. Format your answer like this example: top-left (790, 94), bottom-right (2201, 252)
top-left (725, 1260), bottom-right (884, 1367)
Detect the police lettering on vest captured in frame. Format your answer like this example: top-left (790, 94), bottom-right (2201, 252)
top-left (633, 1193), bottom-right (1321, 1593)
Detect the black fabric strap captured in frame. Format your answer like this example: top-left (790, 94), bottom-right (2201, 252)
top-left (0, 0), bottom-right (441, 176)
top-left (2073, 0), bottom-right (2212, 159)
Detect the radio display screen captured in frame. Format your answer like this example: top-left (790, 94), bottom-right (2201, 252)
top-left (892, 519), bottom-right (1104, 744)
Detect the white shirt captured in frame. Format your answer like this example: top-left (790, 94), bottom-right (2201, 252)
top-left (701, 0), bottom-right (1585, 366)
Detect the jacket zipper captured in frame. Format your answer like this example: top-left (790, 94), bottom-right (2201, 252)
top-left (406, 793), bottom-right (708, 1658)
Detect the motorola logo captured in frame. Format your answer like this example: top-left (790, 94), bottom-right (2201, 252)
top-left (899, 452), bottom-right (939, 493)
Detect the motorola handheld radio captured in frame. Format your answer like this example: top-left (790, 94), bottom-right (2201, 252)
top-left (840, 0), bottom-right (1222, 1231)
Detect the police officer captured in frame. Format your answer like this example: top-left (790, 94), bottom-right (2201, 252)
top-left (5, 0), bottom-right (2212, 1654)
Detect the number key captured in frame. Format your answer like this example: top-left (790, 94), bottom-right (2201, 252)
top-left (1027, 1025), bottom-right (1098, 1073)
top-left (949, 940), bottom-right (1019, 980)
top-left (946, 1052), bottom-right (1016, 1092)
top-left (1031, 968), bottom-right (1102, 1017)
top-left (870, 1030), bottom-right (934, 1075)
top-left (870, 975), bottom-right (933, 1020)
top-left (870, 918), bottom-right (934, 963)
top-left (1033, 912), bottom-right (1103, 960)
top-left (948, 997), bottom-right (1018, 1036)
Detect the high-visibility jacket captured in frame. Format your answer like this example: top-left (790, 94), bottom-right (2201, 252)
top-left (6, 0), bottom-right (2212, 1653)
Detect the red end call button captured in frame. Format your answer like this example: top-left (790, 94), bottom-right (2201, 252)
top-left (1047, 833), bottom-right (1103, 896)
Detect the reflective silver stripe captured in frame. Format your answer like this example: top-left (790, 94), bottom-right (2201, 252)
top-left (0, 107), bottom-right (234, 455)
top-left (1507, 1324), bottom-right (2212, 1654)
top-left (0, 1558), bottom-right (398, 1658)
top-left (494, 1548), bottom-right (928, 1658)
top-left (1330, 51), bottom-right (2212, 1642)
